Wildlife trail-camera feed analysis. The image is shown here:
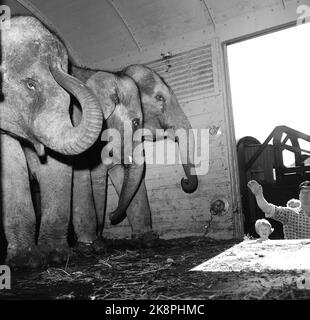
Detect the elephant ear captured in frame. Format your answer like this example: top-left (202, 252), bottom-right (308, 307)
top-left (86, 72), bottom-right (118, 120)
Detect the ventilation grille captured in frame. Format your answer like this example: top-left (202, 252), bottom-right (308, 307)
top-left (146, 43), bottom-right (218, 104)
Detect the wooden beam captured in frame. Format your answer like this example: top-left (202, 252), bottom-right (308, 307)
top-left (201, 0), bottom-right (216, 30)
top-left (107, 0), bottom-right (142, 52)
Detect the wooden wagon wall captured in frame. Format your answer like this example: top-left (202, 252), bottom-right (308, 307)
top-left (100, 0), bottom-right (310, 240)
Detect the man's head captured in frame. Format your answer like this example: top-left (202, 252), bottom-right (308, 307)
top-left (299, 181), bottom-right (310, 216)
top-left (255, 219), bottom-right (274, 240)
top-left (287, 198), bottom-right (301, 209)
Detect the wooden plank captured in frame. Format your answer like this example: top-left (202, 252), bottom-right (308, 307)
top-left (168, 71), bottom-right (214, 89)
top-left (158, 63), bottom-right (213, 82)
top-left (106, 176), bottom-right (231, 200)
top-left (181, 95), bottom-right (223, 117)
top-left (150, 56), bottom-right (213, 75)
top-left (106, 183), bottom-right (232, 217)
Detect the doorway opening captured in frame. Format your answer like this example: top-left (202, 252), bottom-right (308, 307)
top-left (227, 22), bottom-right (310, 238)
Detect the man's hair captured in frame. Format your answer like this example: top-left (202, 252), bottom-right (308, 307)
top-left (299, 181), bottom-right (310, 191)
top-left (287, 198), bottom-right (301, 208)
top-left (255, 219), bottom-right (273, 234)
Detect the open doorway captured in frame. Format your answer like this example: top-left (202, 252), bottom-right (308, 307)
top-left (227, 22), bottom-right (310, 238)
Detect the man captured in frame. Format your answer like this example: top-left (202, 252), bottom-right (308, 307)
top-left (247, 180), bottom-right (310, 239)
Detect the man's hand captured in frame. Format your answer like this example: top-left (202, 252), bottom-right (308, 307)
top-left (247, 180), bottom-right (263, 197)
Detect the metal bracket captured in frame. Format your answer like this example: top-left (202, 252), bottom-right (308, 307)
top-left (161, 51), bottom-right (173, 72)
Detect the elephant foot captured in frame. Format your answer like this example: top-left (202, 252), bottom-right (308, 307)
top-left (37, 243), bottom-right (71, 266)
top-left (76, 234), bottom-right (97, 244)
top-left (6, 245), bottom-right (45, 269)
top-left (91, 238), bottom-right (110, 255)
top-left (72, 242), bottom-right (95, 256)
top-left (72, 238), bottom-right (110, 256)
top-left (132, 231), bottom-right (160, 248)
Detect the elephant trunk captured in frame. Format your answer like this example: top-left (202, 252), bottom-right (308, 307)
top-left (169, 97), bottom-right (198, 193)
top-left (180, 161), bottom-right (198, 193)
top-left (35, 63), bottom-right (103, 155)
top-left (109, 141), bottom-right (145, 225)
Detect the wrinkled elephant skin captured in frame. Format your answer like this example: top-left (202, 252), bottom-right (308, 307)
top-left (72, 70), bottom-right (145, 243)
top-left (71, 64), bottom-right (198, 244)
top-left (0, 17), bottom-right (103, 267)
top-left (1, 135), bottom-right (43, 268)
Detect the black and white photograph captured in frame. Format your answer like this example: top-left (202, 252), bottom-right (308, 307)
top-left (1, 0), bottom-right (310, 310)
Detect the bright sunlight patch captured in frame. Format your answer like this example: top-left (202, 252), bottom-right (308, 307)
top-left (191, 239), bottom-right (310, 272)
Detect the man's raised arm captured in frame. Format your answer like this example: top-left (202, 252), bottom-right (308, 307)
top-left (247, 180), bottom-right (275, 217)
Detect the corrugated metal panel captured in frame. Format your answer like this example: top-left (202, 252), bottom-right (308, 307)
top-left (146, 42), bottom-right (219, 104)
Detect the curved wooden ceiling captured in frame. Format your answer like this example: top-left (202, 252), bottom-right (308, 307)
top-left (4, 0), bottom-right (291, 66)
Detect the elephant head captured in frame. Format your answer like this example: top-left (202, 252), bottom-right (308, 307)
top-left (123, 64), bottom-right (198, 193)
top-left (86, 71), bottom-right (145, 226)
top-left (0, 16), bottom-right (103, 156)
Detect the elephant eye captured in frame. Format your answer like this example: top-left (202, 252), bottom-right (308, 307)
top-left (111, 93), bottom-right (120, 105)
top-left (25, 78), bottom-right (37, 91)
top-left (155, 94), bottom-right (165, 103)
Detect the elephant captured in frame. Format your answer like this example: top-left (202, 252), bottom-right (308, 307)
top-left (71, 69), bottom-right (145, 243)
top-left (0, 16), bottom-right (122, 267)
top-left (71, 64), bottom-right (198, 244)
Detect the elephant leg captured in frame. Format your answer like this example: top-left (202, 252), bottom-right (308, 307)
top-left (24, 148), bottom-right (72, 264)
top-left (108, 165), bottom-right (155, 239)
top-left (72, 160), bottom-right (108, 254)
top-left (71, 104), bottom-right (98, 244)
top-left (90, 162), bottom-right (108, 237)
top-left (72, 165), bottom-right (98, 243)
top-left (1, 135), bottom-right (43, 268)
